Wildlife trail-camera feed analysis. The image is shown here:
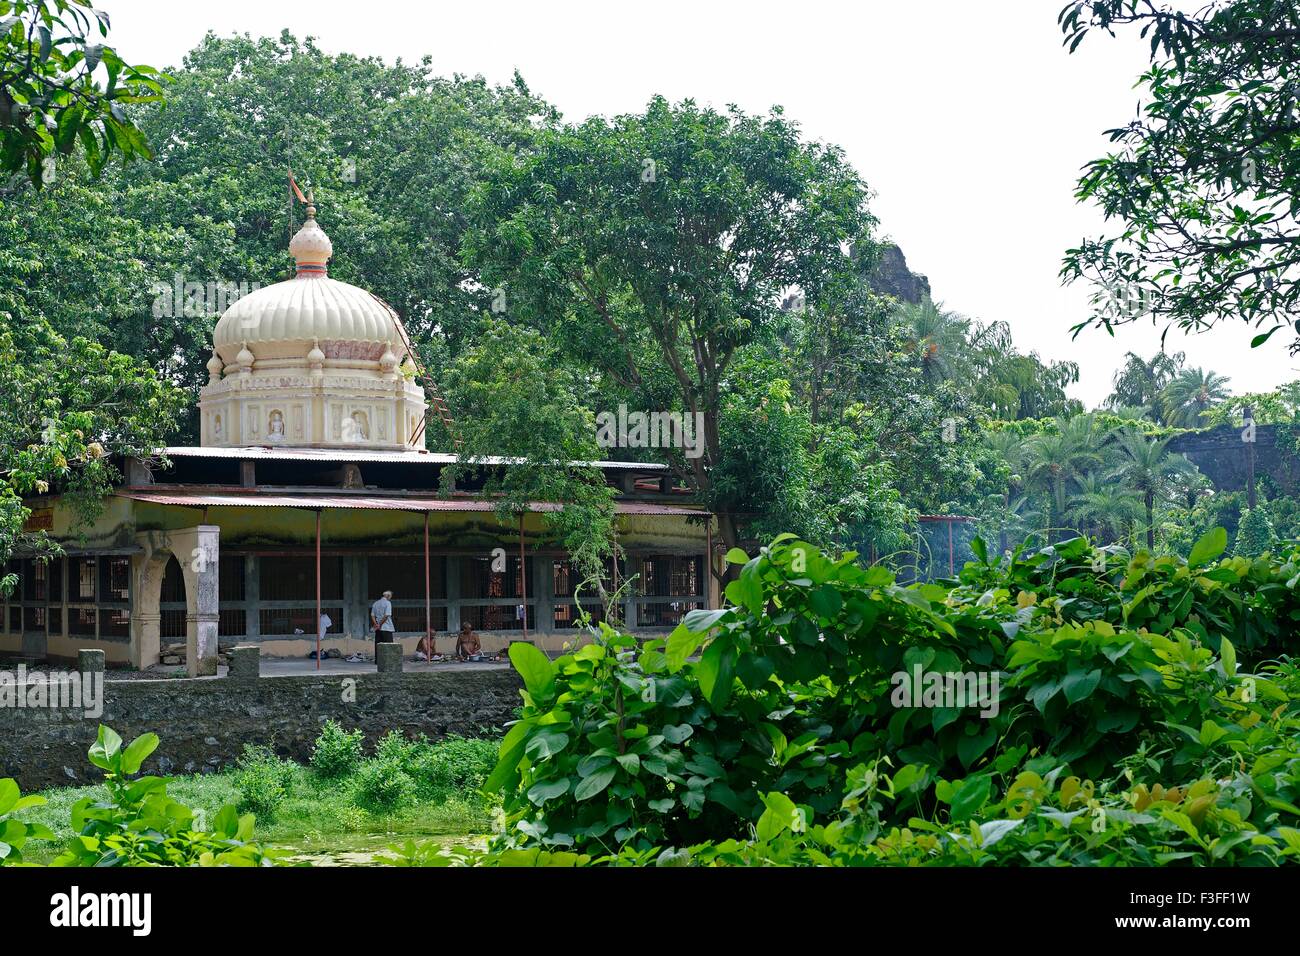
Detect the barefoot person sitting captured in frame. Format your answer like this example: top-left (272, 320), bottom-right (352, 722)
top-left (414, 630), bottom-right (438, 662)
top-left (455, 621), bottom-right (482, 661)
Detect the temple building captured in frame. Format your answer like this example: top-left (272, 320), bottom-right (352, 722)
top-left (1, 201), bottom-right (713, 674)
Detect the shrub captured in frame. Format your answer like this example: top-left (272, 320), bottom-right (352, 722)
top-left (407, 736), bottom-right (498, 800)
top-left (482, 530), bottom-right (1300, 863)
top-left (54, 725), bottom-right (280, 867)
top-left (310, 720), bottom-right (364, 779)
top-left (1235, 507), bottom-right (1276, 556)
top-left (233, 744), bottom-right (295, 819)
top-left (374, 729), bottom-right (418, 767)
top-left (0, 778), bottom-right (54, 865)
top-left (350, 758), bottom-right (415, 814)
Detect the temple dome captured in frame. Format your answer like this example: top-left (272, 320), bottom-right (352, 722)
top-left (211, 197), bottom-right (409, 366)
top-left (199, 196), bottom-right (428, 451)
top-left (212, 276), bottom-right (406, 364)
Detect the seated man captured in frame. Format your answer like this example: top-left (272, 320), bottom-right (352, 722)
top-left (414, 631), bottom-right (437, 662)
top-left (455, 621), bottom-right (482, 661)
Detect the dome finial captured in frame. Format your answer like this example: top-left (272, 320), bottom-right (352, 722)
top-left (289, 189), bottom-right (332, 278)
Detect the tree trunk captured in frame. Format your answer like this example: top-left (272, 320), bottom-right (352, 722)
top-left (1145, 491), bottom-right (1155, 552)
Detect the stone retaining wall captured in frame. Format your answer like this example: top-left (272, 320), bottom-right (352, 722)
top-left (0, 669), bottom-right (522, 791)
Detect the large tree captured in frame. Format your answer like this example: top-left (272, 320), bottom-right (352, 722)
top-left (0, 31), bottom-right (556, 440)
top-left (464, 96), bottom-right (875, 566)
top-left (0, 0), bottom-right (162, 186)
top-left (1060, 1), bottom-right (1300, 349)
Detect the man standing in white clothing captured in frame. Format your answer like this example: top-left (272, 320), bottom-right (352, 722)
top-left (370, 590), bottom-right (395, 657)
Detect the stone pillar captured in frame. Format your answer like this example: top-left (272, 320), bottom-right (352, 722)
top-left (174, 525), bottom-right (221, 677)
top-left (244, 555), bottom-right (259, 640)
top-left (228, 644), bottom-right (260, 682)
top-left (376, 642), bottom-right (403, 673)
top-left (77, 648), bottom-right (105, 674)
top-left (129, 543), bottom-right (167, 670)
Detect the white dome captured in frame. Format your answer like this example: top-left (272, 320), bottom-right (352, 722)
top-left (199, 198), bottom-right (428, 452)
top-left (212, 276), bottom-right (407, 364)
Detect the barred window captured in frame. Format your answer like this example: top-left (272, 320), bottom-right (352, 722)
top-left (639, 555), bottom-right (703, 597)
top-left (259, 557), bottom-right (343, 601)
top-left (460, 555), bottom-right (530, 599)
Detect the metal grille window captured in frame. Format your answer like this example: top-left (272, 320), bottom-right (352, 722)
top-left (462, 604), bottom-right (535, 631)
top-left (391, 606), bottom-right (448, 633)
top-left (22, 560), bottom-right (47, 601)
top-left (460, 555), bottom-right (530, 599)
top-left (640, 555), bottom-right (702, 597)
top-left (69, 607), bottom-right (96, 636)
top-left (259, 606), bottom-right (343, 638)
top-left (637, 600), bottom-right (703, 628)
top-left (99, 609), bottom-right (130, 639)
top-left (259, 556), bottom-right (343, 601)
top-left (76, 558), bottom-right (96, 601)
top-left (219, 555), bottom-right (245, 602)
top-left (100, 557), bottom-right (130, 602)
top-left (160, 608), bottom-right (186, 640)
top-left (367, 555), bottom-right (445, 600)
top-left (553, 603), bottom-right (605, 629)
top-left (635, 554), bottom-right (706, 629)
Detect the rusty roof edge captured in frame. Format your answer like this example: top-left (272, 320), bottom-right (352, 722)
top-left (115, 490), bottom-right (704, 516)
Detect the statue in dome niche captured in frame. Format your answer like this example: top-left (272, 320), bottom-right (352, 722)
top-left (213, 414), bottom-right (223, 440)
top-left (268, 410), bottom-right (286, 442)
top-left (347, 410), bottom-right (370, 441)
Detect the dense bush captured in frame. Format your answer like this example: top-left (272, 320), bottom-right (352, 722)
top-left (310, 720), bottom-right (365, 779)
top-left (233, 744), bottom-right (296, 819)
top-left (0, 726), bottom-right (280, 867)
top-left (365, 730), bottom-right (496, 804)
top-left (472, 530), bottom-right (1300, 866)
top-left (350, 757), bottom-right (415, 814)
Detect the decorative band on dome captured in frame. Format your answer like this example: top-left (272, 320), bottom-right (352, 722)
top-left (296, 261), bottom-right (328, 277)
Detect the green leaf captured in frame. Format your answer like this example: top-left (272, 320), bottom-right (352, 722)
top-left (524, 729), bottom-right (569, 761)
top-left (0, 779), bottom-right (18, 816)
top-left (1062, 668), bottom-right (1102, 704)
top-left (509, 643), bottom-right (555, 701)
top-left (1188, 527), bottom-right (1227, 567)
top-left (1198, 720), bottom-right (1229, 747)
top-left (662, 723), bottom-right (694, 745)
top-left (573, 766), bottom-right (616, 801)
top-left (88, 724), bottom-right (122, 771)
top-left (1220, 637), bottom-right (1237, 678)
top-left (485, 718), bottom-right (535, 793)
top-left (949, 775), bottom-right (992, 823)
top-left (526, 778), bottom-right (570, 806)
top-left (809, 585), bottom-right (843, 618)
top-left (120, 732), bottom-right (159, 775)
top-left (696, 639), bottom-right (734, 710)
top-left (756, 792), bottom-right (798, 841)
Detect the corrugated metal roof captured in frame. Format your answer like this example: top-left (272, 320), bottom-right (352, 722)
top-left (157, 446), bottom-right (668, 470)
top-left (117, 491), bottom-right (702, 516)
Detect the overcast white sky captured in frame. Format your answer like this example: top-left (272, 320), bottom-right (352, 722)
top-left (109, 0), bottom-right (1300, 408)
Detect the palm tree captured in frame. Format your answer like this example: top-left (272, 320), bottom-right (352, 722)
top-left (1026, 417), bottom-right (1103, 537)
top-left (1108, 431), bottom-right (1198, 550)
top-left (1160, 367), bottom-right (1232, 428)
top-left (898, 299), bottom-right (971, 385)
top-left (1068, 473), bottom-right (1143, 544)
top-left (1105, 351), bottom-right (1184, 422)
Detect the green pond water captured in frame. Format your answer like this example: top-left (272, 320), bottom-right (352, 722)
top-left (276, 831), bottom-right (487, 866)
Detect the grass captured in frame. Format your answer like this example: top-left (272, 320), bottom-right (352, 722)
top-left (17, 734), bottom-right (501, 865)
